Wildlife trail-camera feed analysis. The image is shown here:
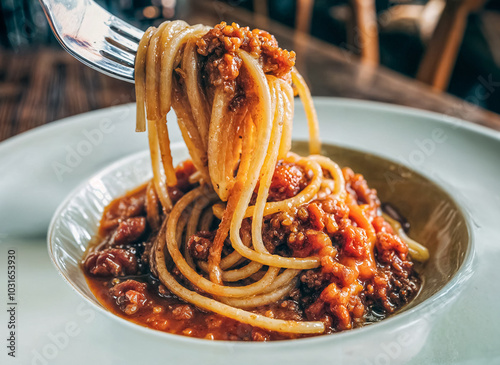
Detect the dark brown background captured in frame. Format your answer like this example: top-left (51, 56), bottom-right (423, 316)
top-left (1, 0), bottom-right (500, 142)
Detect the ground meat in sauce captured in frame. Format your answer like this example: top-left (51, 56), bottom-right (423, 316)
top-left (110, 217), bottom-right (147, 246)
top-left (167, 160), bottom-right (198, 204)
top-left (251, 162), bottom-right (309, 206)
top-left (83, 158), bottom-right (421, 341)
top-left (268, 162), bottom-right (309, 201)
top-left (300, 269), bottom-right (330, 292)
top-left (343, 167), bottom-right (380, 218)
top-left (84, 248), bottom-right (138, 277)
top-left (196, 22), bottom-right (295, 92)
top-left (99, 192), bottom-right (146, 234)
top-left (109, 279), bottom-right (148, 315)
top-left (187, 231), bottom-right (215, 261)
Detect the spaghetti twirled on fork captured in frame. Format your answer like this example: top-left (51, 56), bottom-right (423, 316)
top-left (128, 21), bottom-right (428, 335)
top-left (135, 21), bottom-right (327, 334)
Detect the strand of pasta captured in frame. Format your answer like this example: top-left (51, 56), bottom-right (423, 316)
top-left (223, 107), bottom-right (247, 199)
top-left (165, 187), bottom-right (282, 298)
top-left (219, 278), bottom-right (297, 309)
top-left (145, 21), bottom-right (170, 122)
top-left (147, 118), bottom-right (172, 211)
top-left (278, 79), bottom-right (294, 159)
top-left (145, 180), bottom-right (161, 231)
top-left (171, 94), bottom-right (210, 183)
top-left (208, 87), bottom-right (232, 201)
top-left (382, 213), bottom-right (430, 262)
top-left (155, 120), bottom-right (177, 186)
top-left (243, 158), bottom-right (323, 218)
top-left (292, 68), bottom-right (320, 155)
top-left (199, 205), bottom-right (215, 231)
top-left (134, 26), bottom-right (155, 132)
top-left (182, 39), bottom-right (210, 150)
top-left (198, 221), bottom-right (250, 273)
top-left (309, 155), bottom-right (346, 197)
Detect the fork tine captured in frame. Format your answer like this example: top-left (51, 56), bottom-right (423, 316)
top-left (109, 22), bottom-right (144, 43)
top-left (100, 44), bottom-right (136, 68)
top-left (101, 50), bottom-right (135, 68)
top-left (105, 33), bottom-right (138, 54)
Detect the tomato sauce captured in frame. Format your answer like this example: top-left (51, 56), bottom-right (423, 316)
top-left (83, 160), bottom-right (421, 341)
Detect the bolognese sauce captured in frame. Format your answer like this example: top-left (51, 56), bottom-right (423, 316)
top-left (83, 160), bottom-right (421, 341)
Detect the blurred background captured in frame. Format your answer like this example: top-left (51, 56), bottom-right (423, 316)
top-left (1, 0), bottom-right (499, 113)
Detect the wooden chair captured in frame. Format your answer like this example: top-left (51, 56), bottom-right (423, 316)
top-left (295, 0), bottom-right (315, 34)
top-left (253, 0), bottom-right (379, 65)
top-left (347, 0), bottom-right (488, 85)
top-left (348, 0), bottom-right (380, 65)
top-left (416, 0), bottom-right (488, 91)
top-left (254, 0), bottom-right (487, 91)
top-left (349, 0), bottom-right (488, 89)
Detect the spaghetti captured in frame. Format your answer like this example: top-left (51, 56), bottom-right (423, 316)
top-left (84, 21), bottom-right (429, 340)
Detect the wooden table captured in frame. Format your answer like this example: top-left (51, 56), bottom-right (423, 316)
top-left (1, 0), bottom-right (500, 142)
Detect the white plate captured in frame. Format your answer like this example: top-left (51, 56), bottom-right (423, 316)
top-left (1, 98), bottom-right (500, 364)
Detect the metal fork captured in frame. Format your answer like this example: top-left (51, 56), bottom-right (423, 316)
top-left (39, 0), bottom-right (145, 83)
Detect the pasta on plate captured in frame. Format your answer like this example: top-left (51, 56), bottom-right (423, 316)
top-left (83, 21), bottom-right (429, 341)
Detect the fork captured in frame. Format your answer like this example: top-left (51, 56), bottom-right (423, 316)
top-left (39, 0), bottom-right (145, 83)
